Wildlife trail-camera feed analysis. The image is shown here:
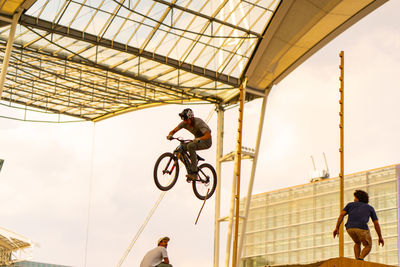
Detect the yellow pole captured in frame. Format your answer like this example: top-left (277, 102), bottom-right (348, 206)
top-left (0, 10), bottom-right (22, 98)
top-left (339, 51), bottom-right (344, 257)
top-left (232, 78), bottom-right (246, 267)
top-left (214, 105), bottom-right (224, 267)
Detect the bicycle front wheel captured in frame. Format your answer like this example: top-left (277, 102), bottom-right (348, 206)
top-left (154, 152), bottom-right (179, 191)
top-left (192, 163), bottom-right (217, 200)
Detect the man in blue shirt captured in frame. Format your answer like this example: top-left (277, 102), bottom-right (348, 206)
top-left (333, 190), bottom-right (384, 260)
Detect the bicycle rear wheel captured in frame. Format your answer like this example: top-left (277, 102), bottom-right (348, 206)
top-left (154, 152), bottom-right (179, 191)
top-left (192, 163), bottom-right (217, 200)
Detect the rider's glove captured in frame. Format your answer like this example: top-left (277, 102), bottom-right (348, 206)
top-left (167, 134), bottom-right (173, 140)
top-left (194, 138), bottom-right (200, 143)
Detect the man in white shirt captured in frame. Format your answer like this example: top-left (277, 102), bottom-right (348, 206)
top-left (140, 237), bottom-right (172, 267)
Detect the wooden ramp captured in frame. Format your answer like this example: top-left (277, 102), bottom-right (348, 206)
top-left (267, 257), bottom-right (396, 267)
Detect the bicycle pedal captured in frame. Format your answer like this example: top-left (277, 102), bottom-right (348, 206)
top-left (186, 174), bottom-right (197, 182)
top-left (186, 177), bottom-right (197, 183)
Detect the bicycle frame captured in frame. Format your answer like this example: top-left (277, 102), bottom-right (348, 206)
top-left (155, 137), bottom-right (217, 200)
top-left (173, 141), bottom-right (192, 175)
top-left (171, 138), bottom-right (207, 183)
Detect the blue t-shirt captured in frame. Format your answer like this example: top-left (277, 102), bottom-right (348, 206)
top-left (343, 201), bottom-right (378, 230)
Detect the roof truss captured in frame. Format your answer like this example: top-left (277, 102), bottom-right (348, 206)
top-left (19, 14), bottom-right (241, 87)
top-left (0, 0), bottom-right (389, 121)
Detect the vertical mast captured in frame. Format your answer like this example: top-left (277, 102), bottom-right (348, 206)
top-left (339, 51), bottom-right (345, 257)
top-left (232, 79), bottom-right (246, 266)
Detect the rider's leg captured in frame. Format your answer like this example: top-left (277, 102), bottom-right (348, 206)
top-left (187, 142), bottom-right (198, 173)
top-left (187, 140), bottom-right (212, 173)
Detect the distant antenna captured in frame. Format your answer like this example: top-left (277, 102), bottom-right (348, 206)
top-left (310, 155), bottom-right (316, 171)
top-left (309, 153), bottom-right (330, 182)
top-left (322, 152), bottom-right (330, 178)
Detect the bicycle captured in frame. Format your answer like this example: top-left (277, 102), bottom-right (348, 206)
top-left (153, 137), bottom-right (217, 200)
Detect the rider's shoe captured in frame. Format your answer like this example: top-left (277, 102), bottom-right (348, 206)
top-left (186, 172), bottom-right (198, 182)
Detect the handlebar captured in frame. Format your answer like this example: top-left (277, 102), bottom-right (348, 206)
top-left (169, 137), bottom-right (192, 143)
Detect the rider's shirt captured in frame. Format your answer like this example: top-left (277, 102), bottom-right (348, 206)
top-left (177, 117), bottom-right (211, 139)
top-left (140, 246), bottom-right (168, 267)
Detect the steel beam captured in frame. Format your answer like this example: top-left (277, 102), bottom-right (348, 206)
top-left (214, 105), bottom-right (224, 267)
top-left (0, 10), bottom-right (22, 98)
top-left (19, 14), bottom-right (240, 87)
top-left (237, 87), bottom-right (270, 265)
top-left (153, 0), bottom-right (261, 38)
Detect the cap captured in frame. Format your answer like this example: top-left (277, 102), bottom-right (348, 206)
top-left (157, 236), bottom-right (170, 245)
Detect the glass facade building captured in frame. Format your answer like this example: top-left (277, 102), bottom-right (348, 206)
top-left (239, 164), bottom-right (399, 266)
top-left (1, 261), bottom-right (70, 267)
top-left (1, 261), bottom-right (69, 267)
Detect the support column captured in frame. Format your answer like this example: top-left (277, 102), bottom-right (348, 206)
top-left (0, 10), bottom-right (22, 98)
top-left (225, 154), bottom-right (237, 267)
top-left (214, 105), bottom-right (224, 267)
top-left (237, 87), bottom-right (271, 265)
top-left (396, 165), bottom-right (400, 265)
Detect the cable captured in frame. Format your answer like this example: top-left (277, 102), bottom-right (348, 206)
top-left (84, 122), bottom-right (96, 267)
top-left (205, 106), bottom-right (215, 124)
top-left (116, 191), bottom-right (167, 267)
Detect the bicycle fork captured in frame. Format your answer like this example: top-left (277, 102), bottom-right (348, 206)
top-left (162, 156), bottom-right (176, 175)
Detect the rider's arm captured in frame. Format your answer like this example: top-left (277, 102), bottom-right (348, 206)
top-left (193, 130), bottom-right (211, 143)
top-left (168, 126), bottom-right (180, 137)
top-left (199, 130), bottom-right (211, 141)
top-left (163, 257), bottom-right (170, 264)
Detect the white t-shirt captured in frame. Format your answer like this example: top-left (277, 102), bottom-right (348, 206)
top-left (140, 246), bottom-right (168, 267)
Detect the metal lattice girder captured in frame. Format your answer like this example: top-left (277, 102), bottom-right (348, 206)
top-left (0, 0), bottom-right (388, 124)
top-left (0, 226), bottom-right (31, 265)
top-left (0, 0), bottom-right (281, 121)
top-left (153, 0), bottom-right (262, 38)
top-left (19, 14), bottom-right (241, 87)
top-left (1, 44), bottom-right (223, 120)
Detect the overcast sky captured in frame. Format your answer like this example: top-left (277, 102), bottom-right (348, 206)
top-left (1, 1), bottom-right (400, 267)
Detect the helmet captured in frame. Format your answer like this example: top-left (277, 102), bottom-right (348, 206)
top-left (179, 108), bottom-right (194, 120)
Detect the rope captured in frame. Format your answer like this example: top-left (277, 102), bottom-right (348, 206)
top-left (205, 107), bottom-right (215, 124)
top-left (195, 189), bottom-right (210, 225)
top-left (116, 191), bottom-right (167, 267)
top-left (84, 122), bottom-right (96, 267)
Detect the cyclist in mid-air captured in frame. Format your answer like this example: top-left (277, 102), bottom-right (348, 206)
top-left (167, 108), bottom-right (212, 180)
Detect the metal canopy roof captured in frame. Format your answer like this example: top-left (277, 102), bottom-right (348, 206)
top-left (0, 0), bottom-right (387, 121)
top-left (245, 0), bottom-right (388, 90)
top-left (0, 227), bottom-right (31, 265)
